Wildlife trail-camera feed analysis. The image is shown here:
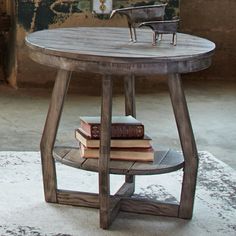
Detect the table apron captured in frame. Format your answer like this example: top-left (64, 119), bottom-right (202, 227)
top-left (28, 50), bottom-right (212, 76)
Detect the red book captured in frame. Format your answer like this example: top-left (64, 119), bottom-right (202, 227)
top-left (79, 116), bottom-right (144, 139)
top-left (75, 127), bottom-right (152, 148)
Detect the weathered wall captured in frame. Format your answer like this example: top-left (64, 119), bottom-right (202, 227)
top-left (6, 0), bottom-right (236, 89)
top-left (0, 1), bottom-right (12, 83)
top-left (9, 0), bottom-right (179, 89)
top-left (180, 0), bottom-right (236, 80)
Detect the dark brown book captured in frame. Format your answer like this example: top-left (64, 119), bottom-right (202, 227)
top-left (75, 128), bottom-right (152, 148)
top-left (80, 115), bottom-right (144, 139)
top-left (80, 144), bottom-right (154, 162)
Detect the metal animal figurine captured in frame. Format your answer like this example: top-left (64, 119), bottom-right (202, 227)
top-left (110, 4), bottom-right (167, 42)
top-left (139, 19), bottom-right (179, 46)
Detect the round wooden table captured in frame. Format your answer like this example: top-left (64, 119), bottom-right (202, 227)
top-left (26, 27), bottom-right (215, 229)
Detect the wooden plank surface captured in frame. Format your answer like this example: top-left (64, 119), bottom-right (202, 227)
top-left (25, 27), bottom-right (215, 62)
top-left (59, 148), bottom-right (85, 168)
top-left (53, 147), bottom-right (184, 175)
top-left (53, 146), bottom-right (71, 159)
top-left (128, 149), bottom-right (184, 175)
top-left (26, 27), bottom-right (215, 75)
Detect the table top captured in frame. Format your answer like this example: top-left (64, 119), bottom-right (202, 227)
top-left (25, 27), bottom-right (215, 75)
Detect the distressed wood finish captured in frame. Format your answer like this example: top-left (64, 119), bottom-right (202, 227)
top-left (57, 190), bottom-right (99, 208)
top-left (124, 74), bottom-right (136, 189)
top-left (57, 189), bottom-right (178, 218)
top-left (168, 74), bottom-right (199, 219)
top-left (40, 69), bottom-right (71, 202)
top-left (26, 27), bottom-right (215, 229)
top-left (109, 197), bottom-right (121, 226)
top-left (53, 147), bottom-right (184, 175)
top-left (115, 183), bottom-right (135, 197)
top-left (99, 75), bottom-right (113, 229)
top-left (25, 27), bottom-right (215, 76)
top-left (120, 198), bottom-right (179, 217)
top-left (124, 75), bottom-right (136, 118)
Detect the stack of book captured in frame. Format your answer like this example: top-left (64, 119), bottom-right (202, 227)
top-left (75, 115), bottom-right (154, 162)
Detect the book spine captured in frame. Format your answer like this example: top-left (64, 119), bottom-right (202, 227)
top-left (81, 121), bottom-right (144, 139)
top-left (89, 124), bottom-right (144, 139)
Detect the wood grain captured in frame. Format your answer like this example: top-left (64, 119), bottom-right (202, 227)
top-left (115, 182), bottom-right (135, 197)
top-left (124, 74), bottom-right (136, 190)
top-left (168, 74), bottom-right (199, 219)
top-left (26, 28), bottom-right (215, 61)
top-left (26, 27), bottom-right (215, 75)
top-left (124, 74), bottom-right (136, 118)
top-left (40, 69), bottom-right (71, 203)
top-left (99, 75), bottom-right (113, 229)
top-left (120, 197), bottom-right (179, 217)
top-left (57, 189), bottom-right (99, 208)
top-left (109, 197), bottom-right (121, 226)
top-left (53, 147), bottom-right (184, 175)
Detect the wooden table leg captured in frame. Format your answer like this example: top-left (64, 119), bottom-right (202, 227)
top-left (124, 74), bottom-right (136, 118)
top-left (99, 74), bottom-right (113, 229)
top-left (168, 73), bottom-right (199, 219)
top-left (40, 69), bottom-right (71, 203)
top-left (124, 75), bottom-right (136, 191)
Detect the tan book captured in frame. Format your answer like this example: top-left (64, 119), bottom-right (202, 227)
top-left (75, 128), bottom-right (152, 149)
top-left (80, 115), bottom-right (144, 139)
top-left (80, 144), bottom-right (154, 162)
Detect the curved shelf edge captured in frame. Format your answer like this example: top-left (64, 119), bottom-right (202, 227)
top-left (53, 146), bottom-right (184, 175)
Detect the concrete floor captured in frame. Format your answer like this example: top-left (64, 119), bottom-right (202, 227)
top-left (0, 79), bottom-right (236, 169)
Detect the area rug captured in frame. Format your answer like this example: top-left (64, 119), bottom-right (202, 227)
top-left (0, 151), bottom-right (235, 236)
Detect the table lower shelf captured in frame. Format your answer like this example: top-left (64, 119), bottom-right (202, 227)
top-left (53, 146), bottom-right (184, 175)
